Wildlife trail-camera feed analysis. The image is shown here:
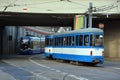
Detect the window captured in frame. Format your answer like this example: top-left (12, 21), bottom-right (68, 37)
top-left (45, 38), bottom-right (53, 46)
top-left (90, 35), bottom-right (95, 46)
top-left (8, 35), bottom-right (12, 41)
top-left (57, 37), bottom-right (60, 46)
top-left (53, 38), bottom-right (55, 46)
top-left (55, 38), bottom-right (57, 46)
top-left (90, 34), bottom-right (104, 47)
top-left (63, 37), bottom-right (67, 46)
top-left (56, 38), bottom-right (58, 46)
top-left (71, 36), bottom-right (74, 46)
top-left (84, 35), bottom-right (89, 46)
top-left (79, 35), bottom-right (83, 46)
top-left (66, 36), bottom-right (69, 46)
top-left (59, 37), bottom-right (63, 46)
top-left (49, 38), bottom-right (53, 46)
top-left (95, 35), bottom-right (103, 46)
top-left (33, 41), bottom-right (40, 49)
top-left (76, 35), bottom-right (79, 46)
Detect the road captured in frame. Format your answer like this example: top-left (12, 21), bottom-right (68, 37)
top-left (1, 54), bottom-right (120, 80)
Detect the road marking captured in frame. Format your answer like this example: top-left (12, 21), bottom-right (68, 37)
top-left (112, 67), bottom-right (120, 70)
top-left (2, 60), bottom-right (51, 80)
top-left (29, 55), bottom-right (88, 80)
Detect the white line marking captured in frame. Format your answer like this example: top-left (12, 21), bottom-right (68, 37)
top-left (112, 67), bottom-right (120, 70)
top-left (56, 70), bottom-right (61, 73)
top-left (2, 60), bottom-right (50, 80)
top-left (29, 55), bottom-right (88, 80)
top-left (69, 75), bottom-right (87, 80)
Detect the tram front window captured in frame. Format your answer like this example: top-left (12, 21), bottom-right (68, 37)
top-left (90, 35), bottom-right (104, 47)
top-left (20, 38), bottom-right (29, 50)
top-left (95, 35), bottom-right (104, 46)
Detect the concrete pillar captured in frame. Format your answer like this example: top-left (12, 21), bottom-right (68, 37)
top-left (2, 26), bottom-right (9, 55)
top-left (104, 20), bottom-right (120, 58)
top-left (0, 27), bottom-right (3, 57)
top-left (2, 26), bottom-right (19, 55)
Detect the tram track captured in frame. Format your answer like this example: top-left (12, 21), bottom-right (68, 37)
top-left (44, 56), bottom-right (120, 74)
top-left (2, 54), bottom-right (120, 80)
top-left (29, 55), bottom-right (89, 80)
top-left (30, 54), bottom-right (120, 74)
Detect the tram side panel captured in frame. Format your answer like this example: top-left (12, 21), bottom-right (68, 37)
top-left (45, 28), bottom-right (104, 64)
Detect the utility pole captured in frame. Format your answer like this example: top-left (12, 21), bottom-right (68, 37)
top-left (88, 2), bottom-right (93, 28)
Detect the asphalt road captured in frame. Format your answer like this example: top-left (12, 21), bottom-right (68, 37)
top-left (1, 54), bottom-right (120, 80)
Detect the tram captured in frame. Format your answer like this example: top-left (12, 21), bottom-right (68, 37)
top-left (45, 28), bottom-right (104, 64)
top-left (19, 36), bottom-right (44, 55)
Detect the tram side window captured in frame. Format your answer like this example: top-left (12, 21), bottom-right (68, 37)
top-left (56, 38), bottom-right (58, 46)
top-left (53, 38), bottom-right (55, 46)
top-left (84, 35), bottom-right (89, 46)
top-left (55, 38), bottom-right (57, 46)
top-left (69, 36), bottom-right (71, 46)
top-left (76, 35), bottom-right (79, 46)
top-left (48, 38), bottom-right (50, 46)
top-left (33, 41), bottom-right (40, 49)
top-left (71, 36), bottom-right (74, 46)
top-left (66, 36), bottom-right (69, 46)
top-left (49, 38), bottom-right (53, 46)
top-left (63, 37), bottom-right (67, 46)
top-left (63, 37), bottom-right (65, 46)
top-left (67, 36), bottom-right (70, 46)
top-left (57, 37), bottom-right (59, 46)
top-left (55, 37), bottom-right (60, 46)
top-left (90, 35), bottom-right (95, 46)
top-left (59, 37), bottom-right (63, 46)
top-left (79, 35), bottom-right (83, 46)
top-left (45, 38), bottom-right (49, 46)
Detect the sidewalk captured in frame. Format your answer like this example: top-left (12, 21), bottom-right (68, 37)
top-left (105, 58), bottom-right (120, 62)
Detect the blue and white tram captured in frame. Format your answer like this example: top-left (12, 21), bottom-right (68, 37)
top-left (45, 28), bottom-right (104, 64)
top-left (19, 36), bottom-right (44, 55)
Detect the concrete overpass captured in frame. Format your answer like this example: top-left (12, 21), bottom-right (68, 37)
top-left (0, 0), bottom-right (120, 59)
top-left (0, 0), bottom-right (120, 26)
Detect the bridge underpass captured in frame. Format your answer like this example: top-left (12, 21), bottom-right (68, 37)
top-left (0, 12), bottom-right (74, 26)
top-left (0, 12), bottom-right (120, 59)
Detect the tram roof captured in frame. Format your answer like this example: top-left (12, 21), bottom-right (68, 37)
top-left (52, 28), bottom-right (103, 36)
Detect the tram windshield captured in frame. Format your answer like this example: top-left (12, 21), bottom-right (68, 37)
top-left (91, 34), bottom-right (104, 47)
top-left (21, 38), bottom-right (29, 44)
top-left (20, 38), bottom-right (29, 50)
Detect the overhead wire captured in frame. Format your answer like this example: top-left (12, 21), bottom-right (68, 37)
top-left (0, 0), bottom-right (62, 13)
top-left (0, 0), bottom-right (61, 8)
top-left (12, 0), bottom-right (61, 6)
top-left (93, 0), bottom-right (120, 12)
top-left (68, 0), bottom-right (88, 7)
top-left (11, 0), bottom-right (89, 12)
top-left (1, 0), bottom-right (120, 13)
top-left (0, 0), bottom-right (89, 12)
top-left (116, 0), bottom-right (120, 13)
top-left (2, 0), bottom-right (18, 12)
top-left (14, 0), bottom-right (88, 8)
